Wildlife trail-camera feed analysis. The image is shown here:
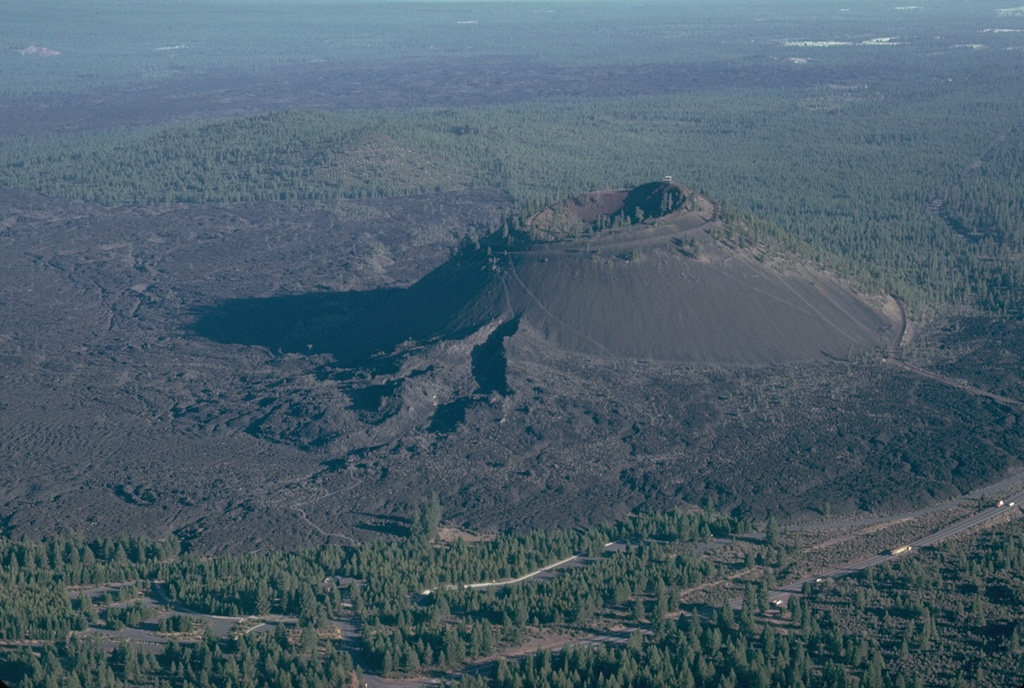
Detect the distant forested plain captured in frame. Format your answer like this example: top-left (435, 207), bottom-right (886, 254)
top-left (3, 0), bottom-right (1024, 686)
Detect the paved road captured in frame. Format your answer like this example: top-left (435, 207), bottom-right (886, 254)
top-left (791, 465), bottom-right (1024, 534)
top-left (420, 554), bottom-right (585, 595)
top-left (767, 489), bottom-right (1024, 603)
top-left (420, 543), bottom-right (615, 596)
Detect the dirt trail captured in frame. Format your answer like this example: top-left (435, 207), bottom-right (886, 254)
top-left (289, 504), bottom-right (360, 546)
top-left (510, 213), bottom-right (715, 259)
top-left (888, 357), bottom-right (1024, 410)
top-left (504, 256), bottom-right (615, 357)
top-left (284, 479), bottom-right (366, 546)
top-left (883, 295), bottom-right (1023, 409)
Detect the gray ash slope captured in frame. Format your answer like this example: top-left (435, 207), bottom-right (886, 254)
top-left (495, 183), bottom-right (895, 363)
top-left (198, 182), bottom-right (897, 370)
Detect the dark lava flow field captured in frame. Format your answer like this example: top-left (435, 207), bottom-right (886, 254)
top-left (1, 184), bottom-right (1021, 552)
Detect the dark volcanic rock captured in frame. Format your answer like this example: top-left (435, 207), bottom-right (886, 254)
top-left (197, 185), bottom-right (897, 366)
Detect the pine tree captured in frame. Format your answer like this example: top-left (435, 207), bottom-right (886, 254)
top-left (425, 493), bottom-right (442, 541)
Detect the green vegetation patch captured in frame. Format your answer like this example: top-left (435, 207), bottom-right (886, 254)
top-left (0, 111), bottom-right (481, 204)
top-left (3, 69), bottom-right (1024, 314)
top-left (801, 521), bottom-right (1024, 687)
top-left (2, 508), bottom-right (1024, 687)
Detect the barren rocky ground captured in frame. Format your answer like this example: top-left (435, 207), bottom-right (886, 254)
top-left (1, 185), bottom-right (1021, 553)
top-left (0, 186), bottom-right (508, 551)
